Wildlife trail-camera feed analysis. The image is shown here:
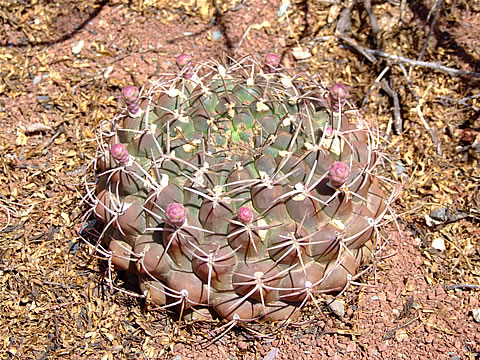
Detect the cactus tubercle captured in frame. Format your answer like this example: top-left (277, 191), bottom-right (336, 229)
top-left (329, 83), bottom-right (349, 111)
top-left (329, 83), bottom-right (349, 100)
top-left (176, 54), bottom-right (193, 68)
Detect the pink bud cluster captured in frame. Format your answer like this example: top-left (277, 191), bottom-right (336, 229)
top-left (237, 206), bottom-right (253, 224)
top-left (110, 143), bottom-right (130, 165)
top-left (121, 86), bottom-right (141, 115)
top-left (166, 203), bottom-right (187, 227)
top-left (263, 53), bottom-right (281, 74)
top-left (175, 54), bottom-right (193, 79)
top-left (328, 161), bottom-right (351, 188)
top-left (324, 126), bottom-right (335, 137)
top-left (329, 83), bottom-right (349, 112)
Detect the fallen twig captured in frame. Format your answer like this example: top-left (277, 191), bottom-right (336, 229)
top-left (335, 1), bottom-right (377, 63)
top-left (398, 63), bottom-right (420, 101)
top-left (363, 0), bottom-right (380, 44)
top-left (444, 284), bottom-right (480, 291)
top-left (435, 95), bottom-right (480, 112)
top-left (0, 204), bottom-right (11, 232)
top-left (380, 78), bottom-right (403, 134)
top-left (416, 103), bottom-right (442, 156)
top-left (364, 49), bottom-right (480, 78)
top-left (409, 0), bottom-right (442, 77)
top-left (361, 66), bottom-right (390, 107)
top-left (383, 316), bottom-right (419, 340)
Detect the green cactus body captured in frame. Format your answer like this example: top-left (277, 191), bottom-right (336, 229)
top-left (88, 56), bottom-right (396, 322)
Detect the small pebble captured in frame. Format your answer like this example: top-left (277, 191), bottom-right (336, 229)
top-left (431, 237), bottom-right (446, 251)
top-left (395, 160), bottom-right (407, 176)
top-left (237, 341), bottom-right (248, 350)
top-left (430, 207), bottom-right (447, 221)
top-left (472, 308), bottom-right (480, 322)
top-left (33, 75), bottom-right (42, 85)
top-left (36, 95), bottom-right (51, 102)
top-left (346, 342), bottom-right (356, 352)
top-left (328, 300), bottom-right (345, 318)
top-left (212, 31), bottom-right (223, 40)
top-left (378, 343), bottom-right (388, 352)
top-left (68, 241), bottom-right (80, 255)
top-left (72, 40), bottom-right (84, 54)
top-left (104, 66), bottom-right (113, 79)
top-left (291, 47), bottom-right (312, 60)
top-left (278, 2), bottom-right (289, 17)
top-left (36, 95), bottom-right (52, 109)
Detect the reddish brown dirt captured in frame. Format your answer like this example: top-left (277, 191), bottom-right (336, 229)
top-left (0, 1), bottom-right (479, 359)
top-left (169, 227), bottom-right (479, 360)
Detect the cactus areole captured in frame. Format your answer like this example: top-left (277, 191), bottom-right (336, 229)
top-left (84, 56), bottom-right (397, 323)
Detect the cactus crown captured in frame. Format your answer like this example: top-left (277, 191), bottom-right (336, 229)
top-left (85, 56), bottom-right (397, 324)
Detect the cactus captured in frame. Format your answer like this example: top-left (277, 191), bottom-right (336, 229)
top-left (84, 55), bottom-right (398, 323)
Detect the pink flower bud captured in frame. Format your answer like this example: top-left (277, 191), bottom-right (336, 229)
top-left (121, 86), bottom-right (140, 114)
top-left (175, 54), bottom-right (193, 78)
top-left (324, 127), bottom-right (335, 137)
top-left (263, 53), bottom-right (281, 73)
top-left (166, 203), bottom-right (186, 227)
top-left (110, 143), bottom-right (130, 165)
top-left (329, 83), bottom-right (349, 112)
top-left (329, 83), bottom-right (349, 99)
top-left (176, 54), bottom-right (192, 68)
top-left (237, 206), bottom-right (253, 224)
top-left (328, 161), bottom-right (351, 187)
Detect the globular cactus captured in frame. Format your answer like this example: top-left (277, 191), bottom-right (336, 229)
top-left (84, 55), bottom-right (398, 323)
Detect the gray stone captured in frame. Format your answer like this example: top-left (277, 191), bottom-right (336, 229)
top-left (212, 31), bottom-right (223, 41)
top-left (33, 75), bottom-right (42, 85)
top-left (328, 300), bottom-right (345, 318)
top-left (473, 308), bottom-right (480, 323)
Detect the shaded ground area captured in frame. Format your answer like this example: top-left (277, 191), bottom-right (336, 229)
top-left (0, 0), bottom-right (479, 359)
